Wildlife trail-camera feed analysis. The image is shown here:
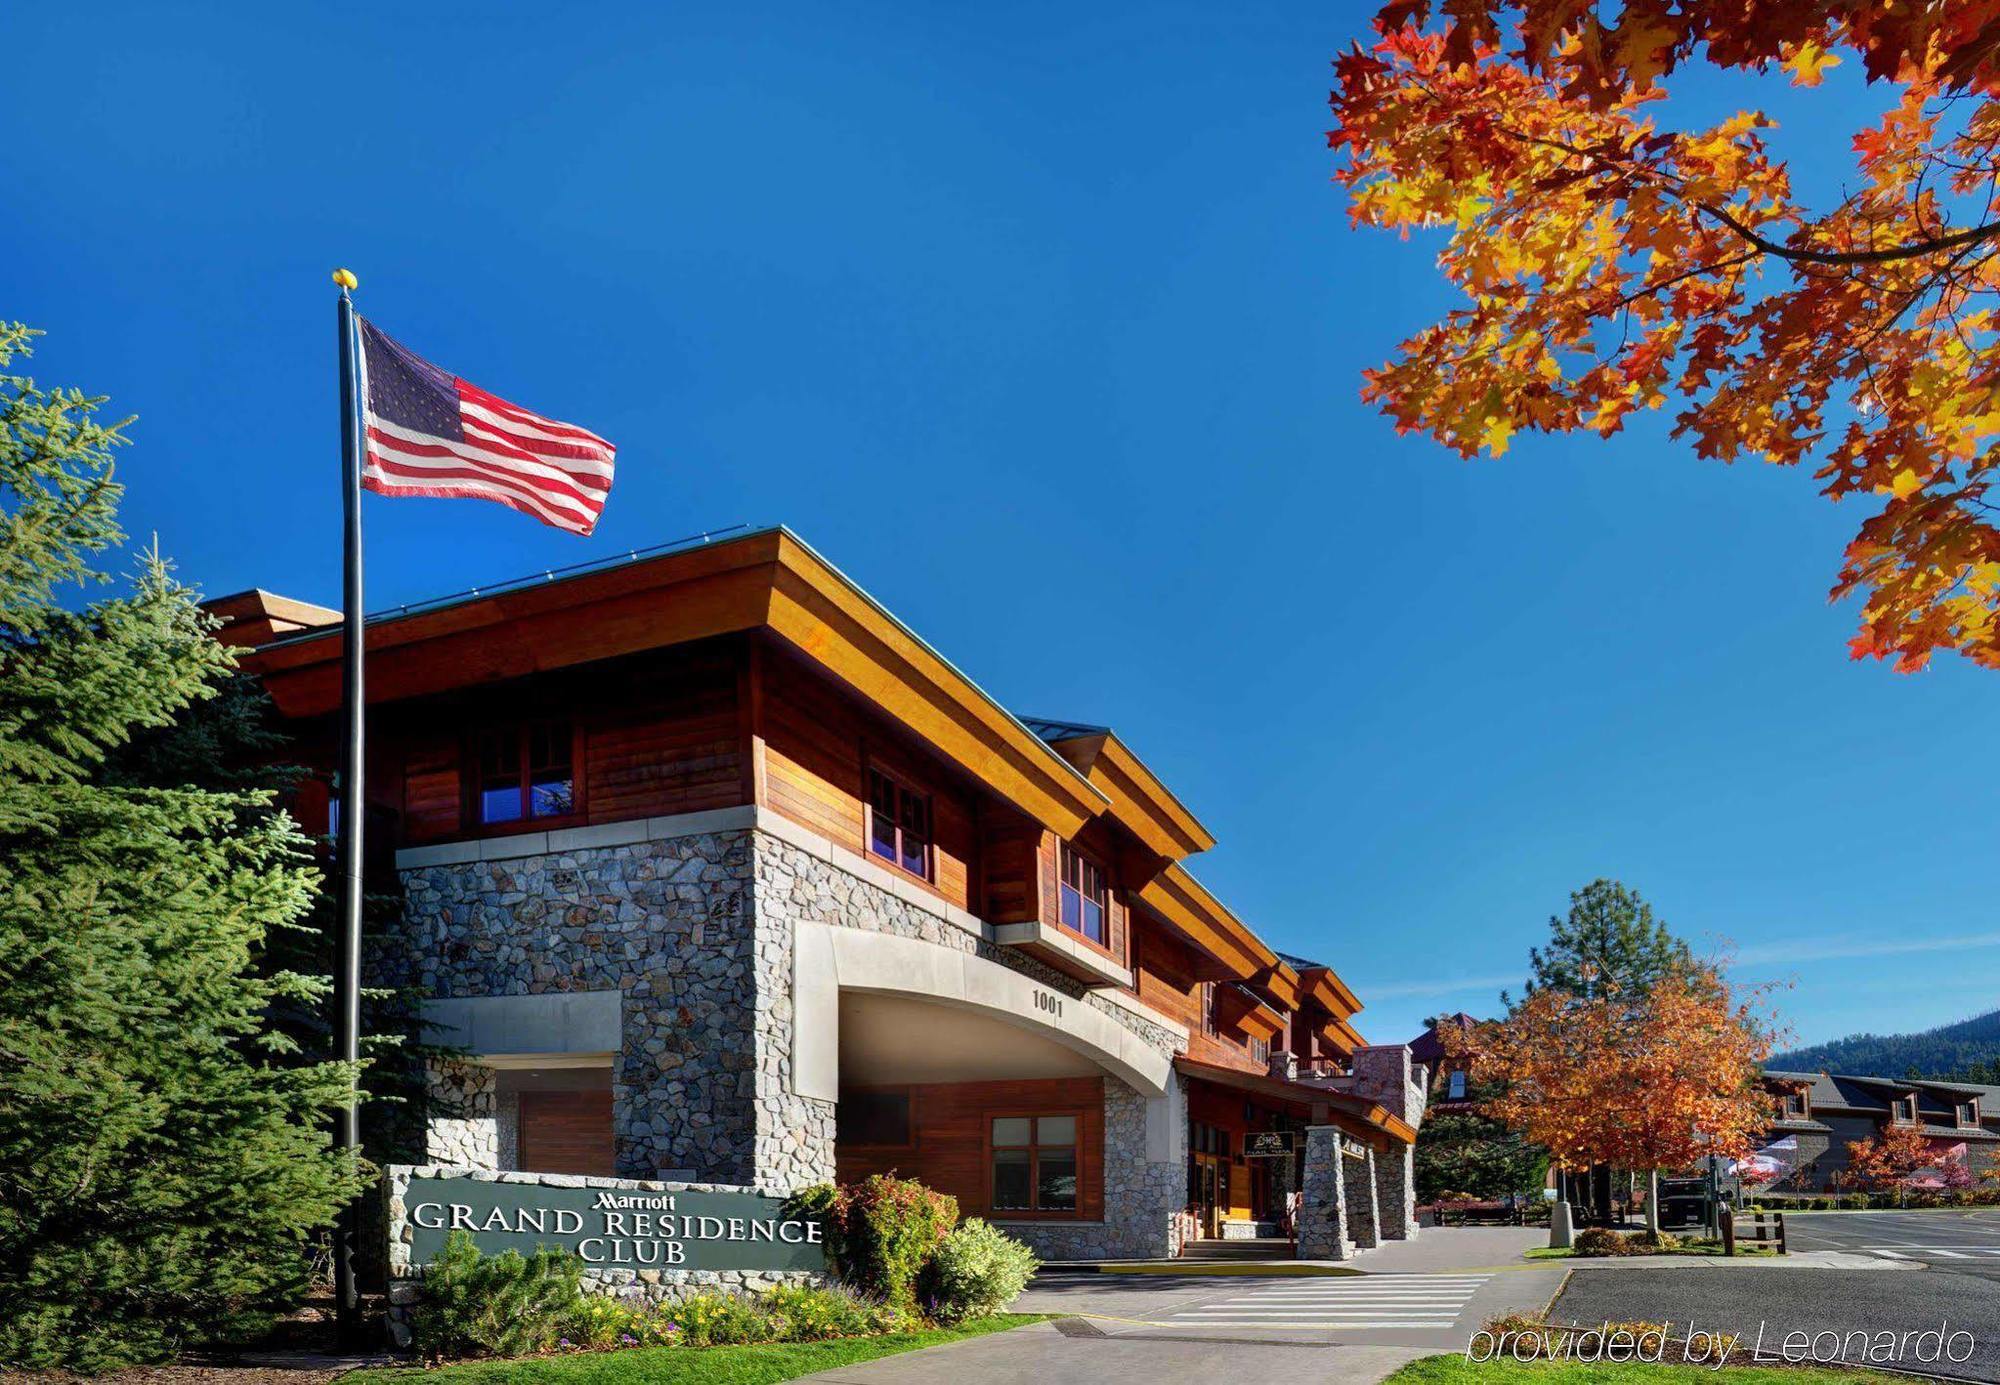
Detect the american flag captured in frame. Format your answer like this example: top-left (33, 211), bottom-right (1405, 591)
top-left (358, 318), bottom-right (616, 535)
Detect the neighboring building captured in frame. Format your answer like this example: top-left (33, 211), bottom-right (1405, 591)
top-left (1755, 1070), bottom-right (2000, 1190)
top-left (218, 526), bottom-right (1425, 1262)
top-left (1409, 1013), bottom-right (1479, 1112)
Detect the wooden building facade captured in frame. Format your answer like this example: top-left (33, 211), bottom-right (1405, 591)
top-left (225, 526), bottom-right (1423, 1260)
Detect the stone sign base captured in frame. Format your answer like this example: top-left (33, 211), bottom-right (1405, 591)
top-left (383, 1165), bottom-right (826, 1348)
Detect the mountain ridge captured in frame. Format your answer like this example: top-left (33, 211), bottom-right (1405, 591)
top-left (1769, 1008), bottom-right (2000, 1080)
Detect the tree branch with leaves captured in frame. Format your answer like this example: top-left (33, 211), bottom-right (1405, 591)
top-left (1332, 0), bottom-right (2000, 671)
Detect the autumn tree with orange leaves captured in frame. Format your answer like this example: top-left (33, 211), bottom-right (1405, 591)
top-left (1331, 1), bottom-right (2000, 672)
top-left (1449, 963), bottom-right (1778, 1228)
top-left (1845, 1120), bottom-right (1958, 1201)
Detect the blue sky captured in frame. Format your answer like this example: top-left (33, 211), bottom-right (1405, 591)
top-left (6, 2), bottom-right (1994, 1051)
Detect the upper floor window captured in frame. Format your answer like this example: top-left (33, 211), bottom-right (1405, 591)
top-left (1249, 1034), bottom-right (1270, 1065)
top-left (478, 720), bottom-right (574, 825)
top-left (1448, 1070), bottom-right (1468, 1101)
top-left (1895, 1094), bottom-right (1919, 1125)
top-left (1058, 844), bottom-right (1106, 945)
top-left (867, 769), bottom-right (931, 879)
top-left (1200, 982), bottom-right (1216, 1036)
top-left (1958, 1099), bottom-right (1980, 1128)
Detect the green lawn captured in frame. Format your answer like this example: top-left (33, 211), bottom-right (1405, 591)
top-left (1386, 1355), bottom-right (1905, 1383)
top-left (342, 1315), bottom-right (1047, 1385)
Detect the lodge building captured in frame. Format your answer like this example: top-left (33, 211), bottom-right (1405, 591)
top-left (216, 526), bottom-right (1425, 1262)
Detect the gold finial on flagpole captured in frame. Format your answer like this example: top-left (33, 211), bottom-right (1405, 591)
top-left (332, 267), bottom-right (359, 291)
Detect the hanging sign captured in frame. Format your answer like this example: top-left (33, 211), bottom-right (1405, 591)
top-left (1244, 1131), bottom-right (1298, 1158)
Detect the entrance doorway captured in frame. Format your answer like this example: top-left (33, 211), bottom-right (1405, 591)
top-left (1190, 1153), bottom-right (1227, 1238)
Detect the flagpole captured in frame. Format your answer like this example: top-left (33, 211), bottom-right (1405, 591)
top-left (331, 266), bottom-right (366, 1343)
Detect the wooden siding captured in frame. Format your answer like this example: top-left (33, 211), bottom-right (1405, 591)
top-left (981, 816), bottom-right (1044, 924)
top-left (758, 647), bottom-right (977, 911)
top-left (586, 650), bottom-right (742, 823)
top-left (517, 1090), bottom-right (617, 1177)
top-left (835, 1077), bottom-right (1104, 1222)
top-left (391, 641), bottom-right (747, 845)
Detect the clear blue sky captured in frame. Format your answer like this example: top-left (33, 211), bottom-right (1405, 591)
top-left (7, 2), bottom-right (1994, 1051)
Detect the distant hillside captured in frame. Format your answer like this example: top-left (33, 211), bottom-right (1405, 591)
top-left (1769, 1009), bottom-right (2000, 1081)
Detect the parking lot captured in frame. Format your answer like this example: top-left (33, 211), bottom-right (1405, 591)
top-left (1784, 1207), bottom-right (2000, 1276)
top-left (1550, 1211), bottom-right (2000, 1382)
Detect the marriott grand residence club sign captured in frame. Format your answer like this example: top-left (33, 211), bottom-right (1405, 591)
top-left (404, 1173), bottom-right (825, 1273)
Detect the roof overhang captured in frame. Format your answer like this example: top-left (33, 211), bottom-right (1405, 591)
top-left (1133, 863), bottom-right (1277, 982)
top-left (1298, 965), bottom-right (1361, 1020)
top-left (1033, 727), bottom-right (1217, 861)
top-left (1175, 1057), bottom-right (1417, 1146)
top-left (237, 527), bottom-right (1110, 839)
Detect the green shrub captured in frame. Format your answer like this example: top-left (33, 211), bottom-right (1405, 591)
top-left (1572, 1227), bottom-right (1635, 1257)
top-left (759, 1283), bottom-right (911, 1340)
top-left (670, 1291), bottom-right (773, 1347)
top-left (412, 1230), bottom-right (587, 1360)
top-left (922, 1218), bottom-right (1039, 1324)
top-left (803, 1175), bottom-right (959, 1308)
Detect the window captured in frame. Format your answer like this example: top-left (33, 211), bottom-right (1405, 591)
top-left (991, 1115), bottom-right (1078, 1213)
top-left (477, 720), bottom-right (574, 825)
top-left (1057, 844), bottom-right (1107, 945)
top-left (1249, 1035), bottom-right (1269, 1065)
top-left (1895, 1094), bottom-right (1919, 1125)
top-left (1189, 1120), bottom-right (1230, 1157)
top-left (867, 769), bottom-right (931, 879)
top-left (1958, 1100), bottom-right (1979, 1128)
top-left (1200, 982), bottom-right (1216, 1037)
top-left (1448, 1069), bottom-right (1467, 1101)
top-left (837, 1091), bottom-right (911, 1146)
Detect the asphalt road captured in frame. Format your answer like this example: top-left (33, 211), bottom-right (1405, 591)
top-left (1784, 1208), bottom-right (2000, 1277)
top-left (1552, 1247), bottom-right (2000, 1381)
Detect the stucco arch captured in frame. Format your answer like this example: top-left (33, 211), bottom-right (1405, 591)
top-left (789, 921), bottom-right (1173, 1101)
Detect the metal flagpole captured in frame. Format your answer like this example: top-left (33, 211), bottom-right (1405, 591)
top-left (331, 266), bottom-right (366, 1342)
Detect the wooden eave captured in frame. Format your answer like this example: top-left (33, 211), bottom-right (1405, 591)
top-left (1254, 961), bottom-right (1302, 1012)
top-left (1300, 967), bottom-right (1361, 1021)
top-left (237, 527), bottom-right (1110, 839)
top-left (1036, 727), bottom-right (1217, 863)
top-left (1236, 1002), bottom-right (1285, 1041)
top-left (1319, 1015), bottom-right (1366, 1056)
top-left (1133, 863), bottom-right (1283, 982)
top-left (1174, 1057), bottom-right (1416, 1146)
top-left (1213, 985), bottom-right (1284, 1041)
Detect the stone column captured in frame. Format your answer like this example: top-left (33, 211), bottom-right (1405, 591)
top-left (1377, 1141), bottom-right (1417, 1240)
top-left (1297, 1125), bottom-right (1351, 1261)
top-left (424, 1057), bottom-right (498, 1168)
top-left (1343, 1145), bottom-right (1380, 1250)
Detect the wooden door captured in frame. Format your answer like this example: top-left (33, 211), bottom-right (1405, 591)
top-left (517, 1090), bottom-right (616, 1176)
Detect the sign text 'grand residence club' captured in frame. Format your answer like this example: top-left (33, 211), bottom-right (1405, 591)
top-left (214, 525), bottom-right (1426, 1275)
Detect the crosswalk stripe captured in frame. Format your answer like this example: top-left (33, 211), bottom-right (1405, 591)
top-left (1166, 1319), bottom-right (1458, 1328)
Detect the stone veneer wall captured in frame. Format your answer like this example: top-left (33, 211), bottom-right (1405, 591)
top-left (1342, 1146), bottom-right (1379, 1250)
top-left (424, 1059), bottom-right (499, 1168)
top-left (1296, 1125), bottom-right (1351, 1260)
top-left (749, 830), bottom-right (1189, 1260)
top-left (384, 830), bottom-right (764, 1185)
top-left (383, 817), bottom-right (1195, 1259)
top-left (1351, 1045), bottom-right (1424, 1241)
top-left (381, 1166), bottom-right (822, 1347)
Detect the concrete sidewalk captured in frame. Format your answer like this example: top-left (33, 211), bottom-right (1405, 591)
top-left (797, 1320), bottom-right (1433, 1385)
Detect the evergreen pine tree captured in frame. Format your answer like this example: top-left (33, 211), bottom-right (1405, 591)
top-left (1511, 877), bottom-right (1698, 1006)
top-left (0, 322), bottom-right (363, 1368)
